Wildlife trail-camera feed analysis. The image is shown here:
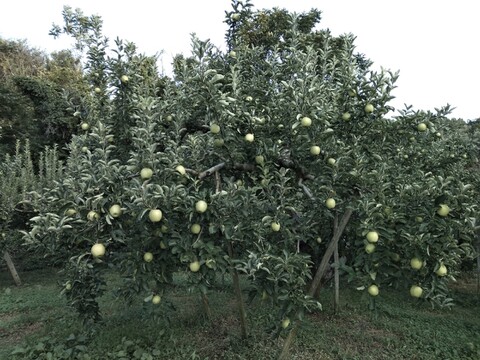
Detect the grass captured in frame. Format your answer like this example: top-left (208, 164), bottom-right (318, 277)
top-left (1, 268), bottom-right (479, 359)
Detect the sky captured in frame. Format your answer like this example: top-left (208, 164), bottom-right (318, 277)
top-left (1, 1), bottom-right (478, 120)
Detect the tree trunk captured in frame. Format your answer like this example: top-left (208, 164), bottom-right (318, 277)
top-left (278, 207), bottom-right (353, 360)
top-left (4, 251), bottom-right (22, 286)
top-left (228, 241), bottom-right (248, 339)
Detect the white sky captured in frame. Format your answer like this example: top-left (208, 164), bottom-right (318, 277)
top-left (1, 1), bottom-right (478, 120)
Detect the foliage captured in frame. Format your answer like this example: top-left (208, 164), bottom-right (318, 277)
top-left (17, 1), bottom-right (480, 357)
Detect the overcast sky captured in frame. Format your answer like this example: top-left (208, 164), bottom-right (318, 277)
top-left (1, 1), bottom-right (478, 120)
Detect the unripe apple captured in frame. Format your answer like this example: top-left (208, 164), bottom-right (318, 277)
top-left (166, 115), bottom-right (173, 121)
top-left (410, 257), bottom-right (423, 270)
top-left (348, 89), bottom-right (356, 97)
top-left (210, 124), bottom-right (221, 134)
top-left (109, 204), bottom-right (122, 218)
top-left (87, 210), bottom-right (100, 221)
top-left (437, 204), bottom-right (450, 217)
top-left (91, 243), bottom-right (105, 257)
top-left (325, 198), bottom-right (336, 209)
top-left (310, 146), bottom-right (320, 155)
top-left (195, 200), bottom-right (208, 213)
top-left (120, 75), bottom-right (129, 83)
top-left (327, 158), bottom-right (336, 166)
top-left (366, 231), bottom-right (379, 243)
top-left (229, 51), bottom-right (237, 58)
top-left (410, 285), bottom-right (423, 298)
top-left (255, 155), bottom-right (265, 165)
top-left (436, 264), bottom-right (447, 277)
top-left (65, 208), bottom-right (77, 217)
top-left (148, 209), bottom-right (163, 222)
top-left (417, 123), bottom-right (427, 132)
top-left (191, 223), bottom-right (201, 234)
top-left (81, 123), bottom-right (89, 131)
top-left (281, 318), bottom-right (290, 329)
top-left (365, 104), bottom-right (374, 113)
top-left (231, 13), bottom-right (241, 21)
top-left (368, 284), bottom-right (379, 297)
top-left (213, 138), bottom-right (224, 147)
top-left (159, 241), bottom-right (167, 249)
top-left (81, 146), bottom-right (88, 153)
top-left (271, 222), bottom-right (281, 232)
top-left (143, 252), bottom-right (153, 262)
top-left (94, 87), bottom-right (101, 94)
top-left (342, 112), bottom-right (351, 121)
top-left (189, 261), bottom-right (201, 272)
top-left (365, 243), bottom-right (376, 254)
top-left (175, 165), bottom-right (186, 175)
top-left (245, 133), bottom-right (254, 142)
top-left (415, 216), bottom-right (423, 223)
top-left (300, 116), bottom-right (312, 127)
top-left (140, 167), bottom-right (153, 180)
top-left (152, 295), bottom-right (161, 304)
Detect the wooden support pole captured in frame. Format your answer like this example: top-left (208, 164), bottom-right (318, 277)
top-left (4, 251), bottom-right (22, 286)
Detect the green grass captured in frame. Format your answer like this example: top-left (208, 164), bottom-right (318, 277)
top-left (1, 268), bottom-right (479, 359)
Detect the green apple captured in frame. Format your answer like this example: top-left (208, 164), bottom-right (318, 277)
top-left (255, 155), bottom-right (265, 165)
top-left (310, 146), bottom-right (320, 155)
top-left (417, 123), bottom-right (427, 132)
top-left (325, 198), bottom-right (336, 209)
top-left (191, 223), bottom-right (201, 234)
top-left (410, 285), bottom-right (423, 298)
top-left (342, 112), bottom-right (351, 121)
top-left (229, 51), bottom-right (237, 58)
top-left (367, 284), bottom-right (379, 296)
top-left (81, 123), bottom-right (89, 131)
top-left (271, 222), bottom-right (281, 232)
top-left (348, 89), bottom-right (356, 97)
top-left (195, 200), bottom-right (208, 213)
top-left (175, 165), bottom-right (186, 175)
top-left (210, 124), bottom-right (221, 134)
top-left (301, 116), bottom-right (312, 127)
top-left (436, 264), bottom-right (447, 277)
top-left (415, 216), bottom-right (423, 223)
top-left (152, 295), bottom-right (161, 304)
top-left (437, 204), bottom-right (450, 217)
top-left (435, 132), bottom-right (442, 138)
top-left (159, 241), bottom-right (167, 249)
top-left (316, 237), bottom-right (322, 244)
top-left (189, 261), bottom-right (201, 272)
top-left (94, 87), bottom-right (101, 94)
top-left (365, 243), bottom-right (376, 254)
top-left (410, 257), bottom-right (423, 270)
top-left (166, 115), bottom-right (173, 121)
top-left (65, 282), bottom-right (72, 291)
top-left (213, 138), bottom-right (224, 147)
top-left (366, 231), bottom-right (379, 243)
top-left (364, 104), bottom-right (374, 113)
top-left (81, 146), bottom-right (88, 153)
top-left (120, 75), bottom-right (129, 83)
top-left (327, 158), bottom-right (336, 166)
top-left (231, 13), bottom-right (241, 21)
top-left (148, 209), bottom-right (163, 222)
top-left (140, 167), bottom-right (153, 180)
top-left (109, 204), bottom-right (122, 218)
top-left (91, 243), bottom-right (105, 257)
top-left (245, 133), bottom-right (254, 142)
top-left (65, 208), bottom-right (77, 217)
top-left (87, 210), bottom-right (100, 221)
top-left (281, 318), bottom-right (290, 329)
top-left (143, 252), bottom-right (153, 262)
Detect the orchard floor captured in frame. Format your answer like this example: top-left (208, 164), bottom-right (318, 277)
top-left (0, 268), bottom-right (479, 360)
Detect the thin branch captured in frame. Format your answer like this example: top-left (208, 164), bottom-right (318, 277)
top-left (298, 179), bottom-right (315, 200)
top-left (198, 162), bottom-right (226, 179)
